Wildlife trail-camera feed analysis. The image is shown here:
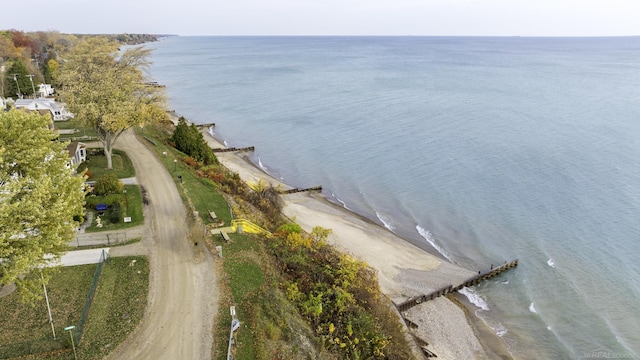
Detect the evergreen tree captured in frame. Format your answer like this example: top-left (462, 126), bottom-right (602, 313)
top-left (171, 116), bottom-right (218, 165)
top-left (3, 58), bottom-right (33, 98)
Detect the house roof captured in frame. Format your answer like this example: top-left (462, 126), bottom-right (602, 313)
top-left (66, 141), bottom-right (86, 157)
top-left (14, 98), bottom-right (66, 112)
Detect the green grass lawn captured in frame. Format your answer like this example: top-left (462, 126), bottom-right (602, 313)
top-left (134, 126), bottom-right (231, 226)
top-left (79, 149), bottom-right (136, 180)
top-left (55, 119), bottom-right (100, 142)
top-left (0, 265), bottom-right (96, 358)
top-left (215, 233), bottom-right (262, 360)
top-left (85, 185), bottom-right (144, 232)
top-left (0, 256), bottom-right (149, 360)
top-left (76, 256), bottom-right (149, 360)
top-left (53, 120), bottom-right (79, 130)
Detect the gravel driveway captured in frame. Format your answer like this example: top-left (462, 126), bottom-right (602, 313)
top-left (105, 129), bottom-right (218, 360)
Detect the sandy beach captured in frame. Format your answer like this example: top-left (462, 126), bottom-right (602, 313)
top-left (197, 125), bottom-right (510, 359)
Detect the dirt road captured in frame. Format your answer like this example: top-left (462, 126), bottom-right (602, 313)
top-left (105, 129), bottom-right (218, 360)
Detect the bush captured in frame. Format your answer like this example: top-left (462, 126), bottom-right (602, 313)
top-left (109, 204), bottom-right (121, 223)
top-left (94, 173), bottom-right (124, 196)
top-left (266, 226), bottom-right (414, 359)
top-left (276, 223), bottom-right (303, 235)
top-left (85, 193), bottom-right (124, 208)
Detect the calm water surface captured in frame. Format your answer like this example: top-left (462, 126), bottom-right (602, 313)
top-left (148, 36), bottom-right (640, 359)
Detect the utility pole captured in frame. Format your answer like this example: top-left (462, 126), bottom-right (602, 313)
top-left (27, 74), bottom-right (36, 98)
top-left (41, 271), bottom-right (56, 339)
top-left (12, 74), bottom-right (21, 98)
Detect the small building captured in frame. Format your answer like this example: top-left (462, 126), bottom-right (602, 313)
top-left (66, 141), bottom-right (87, 170)
top-left (37, 84), bottom-right (55, 97)
top-left (14, 98), bottom-right (74, 121)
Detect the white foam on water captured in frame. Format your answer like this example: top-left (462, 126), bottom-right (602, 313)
top-left (459, 286), bottom-right (490, 311)
top-left (501, 280), bottom-right (510, 284)
top-left (331, 193), bottom-right (350, 210)
top-left (529, 302), bottom-right (537, 314)
top-left (494, 323), bottom-right (508, 337)
top-left (376, 212), bottom-right (395, 231)
top-left (257, 156), bottom-right (268, 171)
top-left (416, 225), bottom-right (454, 263)
top-left (547, 258), bottom-right (555, 268)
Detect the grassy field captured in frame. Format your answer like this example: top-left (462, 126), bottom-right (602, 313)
top-left (54, 119), bottom-right (98, 139)
top-left (219, 233), bottom-right (262, 360)
top-left (0, 265), bottom-right (95, 358)
top-left (0, 256), bottom-right (149, 360)
top-left (75, 256), bottom-right (149, 359)
top-left (134, 125), bottom-right (231, 226)
top-left (79, 148), bottom-right (136, 180)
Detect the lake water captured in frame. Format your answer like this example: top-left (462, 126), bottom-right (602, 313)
top-left (147, 36), bottom-right (640, 359)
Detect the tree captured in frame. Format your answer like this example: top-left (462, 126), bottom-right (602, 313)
top-left (0, 110), bottom-right (85, 302)
top-left (0, 34), bottom-right (19, 59)
top-left (93, 173), bottom-right (124, 196)
top-left (58, 37), bottom-right (168, 169)
top-left (43, 58), bottom-right (58, 85)
top-left (172, 116), bottom-right (218, 165)
top-left (3, 58), bottom-right (33, 98)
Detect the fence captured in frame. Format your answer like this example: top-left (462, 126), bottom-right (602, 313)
top-left (231, 219), bottom-right (271, 237)
top-left (76, 249), bottom-right (110, 343)
top-left (0, 337), bottom-right (67, 359)
top-left (72, 231), bottom-right (131, 248)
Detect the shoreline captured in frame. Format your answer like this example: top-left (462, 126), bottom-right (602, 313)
top-left (190, 122), bottom-right (514, 359)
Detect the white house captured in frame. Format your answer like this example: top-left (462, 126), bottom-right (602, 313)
top-left (14, 98), bottom-right (73, 121)
top-left (37, 84), bottom-right (55, 97)
top-left (66, 141), bottom-right (87, 170)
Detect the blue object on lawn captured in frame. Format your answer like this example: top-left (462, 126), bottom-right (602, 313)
top-left (96, 203), bottom-right (108, 211)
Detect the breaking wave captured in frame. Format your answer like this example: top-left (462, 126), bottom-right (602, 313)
top-left (547, 258), bottom-right (555, 268)
top-left (458, 286), bottom-right (490, 311)
top-left (257, 156), bottom-right (268, 171)
top-left (376, 212), bottom-right (395, 231)
top-left (416, 225), bottom-right (454, 263)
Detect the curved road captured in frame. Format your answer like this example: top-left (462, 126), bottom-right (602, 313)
top-left (105, 129), bottom-right (218, 360)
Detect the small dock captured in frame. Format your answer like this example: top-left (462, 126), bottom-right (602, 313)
top-left (279, 186), bottom-right (322, 194)
top-left (213, 146), bottom-right (255, 153)
top-left (197, 123), bottom-right (216, 128)
top-left (395, 259), bottom-right (519, 313)
top-left (144, 81), bottom-right (166, 88)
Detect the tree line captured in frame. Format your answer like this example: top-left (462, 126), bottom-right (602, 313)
top-left (1, 29), bottom-right (161, 99)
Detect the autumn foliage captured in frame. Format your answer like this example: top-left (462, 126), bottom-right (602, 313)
top-left (267, 225), bottom-right (414, 359)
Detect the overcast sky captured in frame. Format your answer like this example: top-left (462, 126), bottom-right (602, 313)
top-left (3, 0), bottom-right (640, 36)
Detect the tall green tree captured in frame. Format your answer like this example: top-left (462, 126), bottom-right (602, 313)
top-left (172, 116), bottom-right (218, 165)
top-left (0, 110), bottom-right (85, 302)
top-left (58, 37), bottom-right (168, 169)
top-left (3, 58), bottom-right (33, 98)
